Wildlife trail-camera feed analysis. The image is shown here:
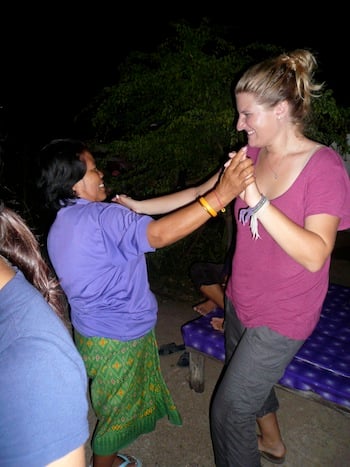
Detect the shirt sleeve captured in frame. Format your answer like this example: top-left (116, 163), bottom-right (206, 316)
top-left (305, 147), bottom-right (350, 230)
top-left (99, 203), bottom-right (155, 257)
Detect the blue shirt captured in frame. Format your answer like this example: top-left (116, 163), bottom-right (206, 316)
top-left (47, 199), bottom-right (157, 340)
top-left (0, 270), bottom-right (89, 467)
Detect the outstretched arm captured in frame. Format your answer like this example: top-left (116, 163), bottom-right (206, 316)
top-left (112, 171), bottom-right (220, 214)
top-left (147, 147), bottom-right (255, 248)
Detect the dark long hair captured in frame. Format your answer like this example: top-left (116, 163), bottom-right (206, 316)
top-left (0, 201), bottom-right (66, 317)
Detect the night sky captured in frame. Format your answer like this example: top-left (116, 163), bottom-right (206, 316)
top-left (1, 6), bottom-right (348, 151)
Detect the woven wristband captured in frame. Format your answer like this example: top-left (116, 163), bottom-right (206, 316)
top-left (198, 197), bottom-right (217, 217)
top-left (239, 195), bottom-right (269, 240)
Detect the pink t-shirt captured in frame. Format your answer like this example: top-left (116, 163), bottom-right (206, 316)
top-left (226, 145), bottom-right (350, 339)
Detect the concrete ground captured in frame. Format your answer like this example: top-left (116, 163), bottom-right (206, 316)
top-left (85, 230), bottom-right (350, 466)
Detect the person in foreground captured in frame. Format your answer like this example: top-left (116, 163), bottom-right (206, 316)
top-left (37, 139), bottom-right (254, 467)
top-left (0, 202), bottom-right (89, 467)
top-left (209, 49), bottom-right (350, 466)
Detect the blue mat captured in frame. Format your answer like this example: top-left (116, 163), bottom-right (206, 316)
top-left (182, 283), bottom-right (350, 410)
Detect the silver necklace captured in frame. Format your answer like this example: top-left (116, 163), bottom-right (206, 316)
top-left (266, 155), bottom-right (285, 180)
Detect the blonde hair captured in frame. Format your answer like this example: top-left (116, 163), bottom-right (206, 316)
top-left (235, 49), bottom-right (323, 127)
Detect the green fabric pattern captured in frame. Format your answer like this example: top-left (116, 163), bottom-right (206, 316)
top-left (74, 328), bottom-right (182, 455)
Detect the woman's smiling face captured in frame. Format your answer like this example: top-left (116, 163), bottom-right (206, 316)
top-left (72, 151), bottom-right (107, 202)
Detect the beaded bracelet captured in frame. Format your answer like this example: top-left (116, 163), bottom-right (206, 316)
top-left (239, 195), bottom-right (270, 240)
top-left (198, 196), bottom-right (217, 217)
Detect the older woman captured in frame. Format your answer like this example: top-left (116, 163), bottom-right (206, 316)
top-left (37, 138), bottom-right (254, 467)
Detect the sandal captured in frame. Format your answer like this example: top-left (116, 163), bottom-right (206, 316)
top-left (177, 351), bottom-right (189, 367)
top-left (118, 453), bottom-right (142, 467)
top-left (158, 342), bottom-right (185, 355)
top-left (89, 453), bottom-right (142, 467)
top-left (259, 450), bottom-right (285, 464)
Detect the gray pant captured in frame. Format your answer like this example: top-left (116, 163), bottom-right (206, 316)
top-left (210, 298), bottom-right (304, 467)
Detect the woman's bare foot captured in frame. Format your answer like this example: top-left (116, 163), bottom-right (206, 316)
top-left (211, 317), bottom-right (224, 332)
top-left (193, 299), bottom-right (217, 315)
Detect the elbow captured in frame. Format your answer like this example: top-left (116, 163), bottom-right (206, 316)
top-left (148, 235), bottom-right (165, 249)
top-left (147, 223), bottom-right (170, 249)
top-left (306, 264), bottom-right (323, 273)
top-left (303, 256), bottom-right (329, 273)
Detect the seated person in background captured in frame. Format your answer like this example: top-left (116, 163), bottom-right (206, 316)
top-left (191, 262), bottom-right (226, 314)
top-left (190, 214), bottom-right (235, 332)
top-left (190, 261), bottom-right (226, 331)
top-left (0, 201), bottom-right (89, 467)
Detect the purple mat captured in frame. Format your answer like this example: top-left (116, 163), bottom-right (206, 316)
top-left (181, 283), bottom-right (350, 410)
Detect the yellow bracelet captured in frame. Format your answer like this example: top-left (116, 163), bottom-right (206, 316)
top-left (198, 197), bottom-right (217, 217)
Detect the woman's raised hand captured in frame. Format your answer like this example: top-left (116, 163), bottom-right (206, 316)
top-left (215, 146), bottom-right (255, 206)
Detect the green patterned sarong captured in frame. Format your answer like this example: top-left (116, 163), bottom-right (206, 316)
top-left (74, 329), bottom-right (182, 456)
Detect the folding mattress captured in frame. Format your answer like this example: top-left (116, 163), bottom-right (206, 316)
top-left (181, 283), bottom-right (350, 412)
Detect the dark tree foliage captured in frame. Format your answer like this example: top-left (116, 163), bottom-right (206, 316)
top-left (78, 20), bottom-right (349, 295)
top-left (26, 20), bottom-right (350, 297)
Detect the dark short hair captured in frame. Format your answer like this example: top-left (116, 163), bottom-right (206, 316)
top-left (37, 139), bottom-right (88, 211)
